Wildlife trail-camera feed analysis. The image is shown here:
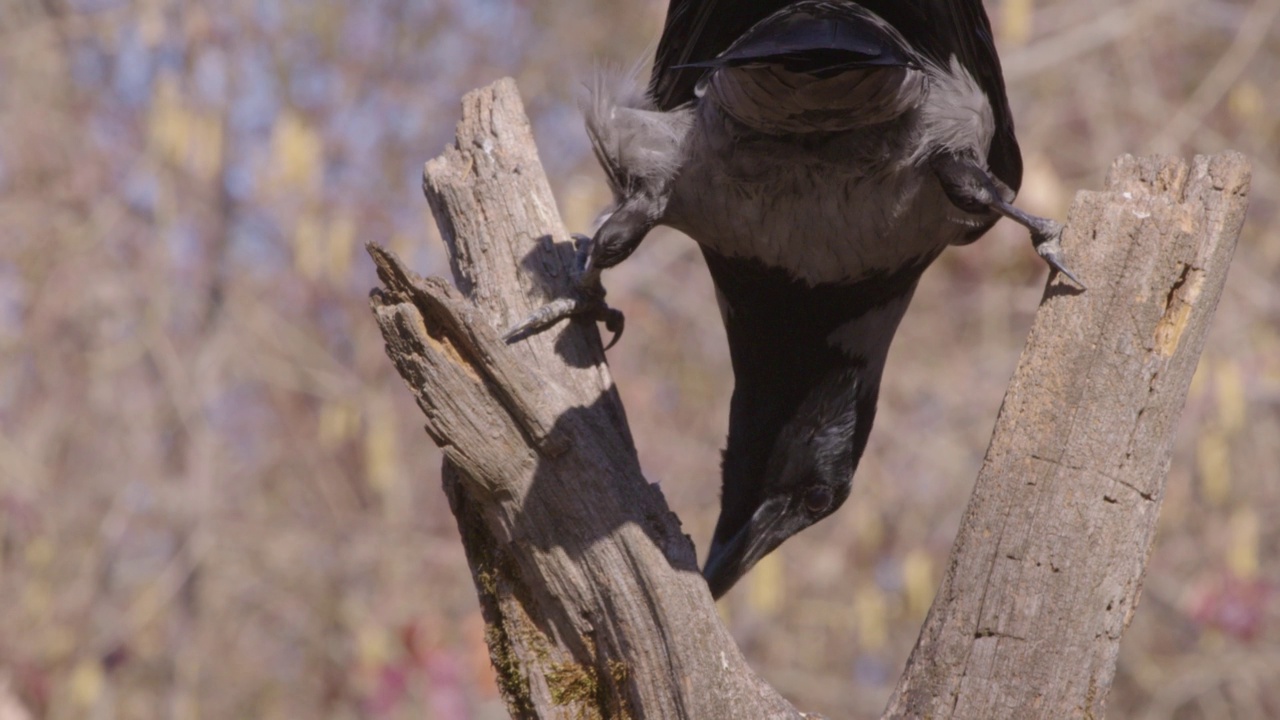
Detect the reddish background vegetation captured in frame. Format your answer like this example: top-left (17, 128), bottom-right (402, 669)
top-left (1, 1), bottom-right (1277, 718)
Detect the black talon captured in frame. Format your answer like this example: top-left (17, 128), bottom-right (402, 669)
top-left (994, 203), bottom-right (1085, 288)
top-left (1032, 230), bottom-right (1084, 288)
top-left (1026, 218), bottom-right (1084, 288)
top-left (502, 292), bottom-right (626, 347)
top-left (933, 154), bottom-right (1085, 289)
top-left (572, 233), bottom-right (592, 270)
top-left (502, 233), bottom-right (627, 347)
top-left (601, 307), bottom-right (625, 350)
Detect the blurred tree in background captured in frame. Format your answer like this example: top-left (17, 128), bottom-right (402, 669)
top-left (0, 1), bottom-right (1277, 718)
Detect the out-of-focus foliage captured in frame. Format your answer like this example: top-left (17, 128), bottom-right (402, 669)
top-left (0, 1), bottom-right (1276, 718)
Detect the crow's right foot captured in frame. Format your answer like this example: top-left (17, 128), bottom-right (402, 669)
top-left (503, 286), bottom-right (625, 348)
top-left (503, 235), bottom-right (626, 349)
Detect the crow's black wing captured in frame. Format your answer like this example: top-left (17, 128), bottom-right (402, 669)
top-left (650, 0), bottom-right (1022, 190)
top-left (858, 0), bottom-right (1022, 189)
top-left (678, 3), bottom-right (915, 77)
top-left (649, 0), bottom-right (795, 111)
top-left (936, 0), bottom-right (1023, 191)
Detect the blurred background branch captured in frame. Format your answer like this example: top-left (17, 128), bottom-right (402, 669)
top-left (1, 1), bottom-right (1276, 718)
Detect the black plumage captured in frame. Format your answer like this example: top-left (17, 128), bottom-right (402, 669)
top-left (650, 0), bottom-right (1023, 192)
top-left (507, 0), bottom-right (1078, 598)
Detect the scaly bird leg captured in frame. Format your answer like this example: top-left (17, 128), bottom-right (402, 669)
top-left (991, 201), bottom-right (1080, 287)
top-left (503, 234), bottom-right (626, 349)
top-left (933, 154), bottom-right (1083, 288)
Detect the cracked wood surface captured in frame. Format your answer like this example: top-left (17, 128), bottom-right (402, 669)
top-left (367, 76), bottom-right (1249, 719)
top-left (885, 153), bottom-right (1250, 719)
top-left (368, 78), bottom-right (799, 719)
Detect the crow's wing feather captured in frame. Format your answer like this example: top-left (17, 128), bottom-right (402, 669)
top-left (650, 0), bottom-right (795, 111)
top-left (850, 0), bottom-right (1022, 189)
top-left (676, 5), bottom-right (911, 73)
top-left (649, 0), bottom-right (1022, 189)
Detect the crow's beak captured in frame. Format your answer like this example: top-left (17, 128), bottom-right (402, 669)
top-left (702, 495), bottom-right (803, 599)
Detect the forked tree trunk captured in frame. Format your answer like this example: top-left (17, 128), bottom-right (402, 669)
top-left (367, 79), bottom-right (1249, 719)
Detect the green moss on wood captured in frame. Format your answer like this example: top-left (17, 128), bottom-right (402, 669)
top-left (545, 658), bottom-right (633, 720)
top-left (446, 471), bottom-right (537, 717)
top-left (547, 662), bottom-right (598, 708)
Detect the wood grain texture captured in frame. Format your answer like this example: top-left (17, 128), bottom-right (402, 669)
top-left (884, 153), bottom-right (1251, 719)
top-left (370, 78), bottom-right (800, 719)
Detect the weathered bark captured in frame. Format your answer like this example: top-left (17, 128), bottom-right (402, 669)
top-left (367, 78), bottom-right (1249, 718)
top-left (368, 79), bottom-right (799, 719)
top-left (884, 154), bottom-right (1250, 719)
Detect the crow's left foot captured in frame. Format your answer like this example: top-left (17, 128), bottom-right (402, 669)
top-left (933, 154), bottom-right (1085, 288)
top-left (996, 205), bottom-right (1083, 288)
top-left (1028, 221), bottom-right (1082, 288)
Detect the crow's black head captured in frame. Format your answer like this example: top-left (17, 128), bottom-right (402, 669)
top-left (703, 367), bottom-right (875, 599)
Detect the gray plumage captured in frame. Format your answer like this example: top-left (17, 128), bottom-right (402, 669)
top-left (509, 0), bottom-right (1078, 599)
top-left (584, 25), bottom-right (1001, 286)
top-left (582, 69), bottom-right (692, 202)
top-left (580, 70), bottom-right (693, 270)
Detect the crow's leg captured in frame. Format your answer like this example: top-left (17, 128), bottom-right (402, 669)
top-left (502, 234), bottom-right (624, 348)
top-left (933, 154), bottom-right (1083, 287)
top-left (504, 210), bottom-right (651, 348)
